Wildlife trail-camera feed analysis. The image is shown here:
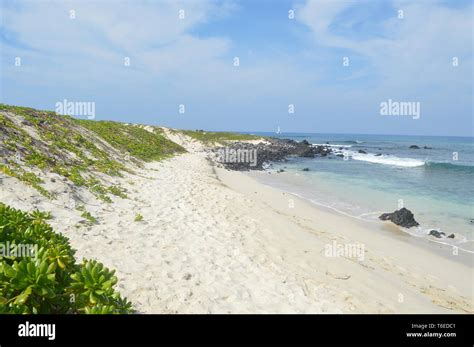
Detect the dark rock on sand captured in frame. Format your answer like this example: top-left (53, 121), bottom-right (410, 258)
top-left (375, 153), bottom-right (382, 156)
top-left (447, 234), bottom-right (455, 239)
top-left (277, 169), bottom-right (285, 173)
top-left (302, 168), bottom-right (310, 171)
top-left (429, 230), bottom-right (446, 238)
top-left (409, 145), bottom-right (420, 149)
top-left (358, 150), bottom-right (367, 154)
top-left (379, 208), bottom-right (419, 228)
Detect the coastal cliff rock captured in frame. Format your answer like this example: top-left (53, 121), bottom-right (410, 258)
top-left (379, 208), bottom-right (419, 228)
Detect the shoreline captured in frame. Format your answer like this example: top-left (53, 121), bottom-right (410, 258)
top-left (243, 162), bottom-right (474, 254)
top-left (231, 169), bottom-right (474, 267)
top-left (215, 164), bottom-right (473, 313)
top-left (246, 169), bottom-right (474, 258)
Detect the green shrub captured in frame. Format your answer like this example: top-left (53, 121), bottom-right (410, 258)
top-left (0, 203), bottom-right (132, 314)
top-left (77, 120), bottom-right (186, 161)
top-left (29, 209), bottom-right (53, 222)
top-left (134, 214), bottom-right (143, 222)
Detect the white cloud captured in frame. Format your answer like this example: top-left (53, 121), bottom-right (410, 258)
top-left (295, 0), bottom-right (473, 89)
top-left (1, 0), bottom-right (238, 85)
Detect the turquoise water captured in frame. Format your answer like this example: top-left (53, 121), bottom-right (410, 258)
top-left (248, 133), bottom-right (474, 252)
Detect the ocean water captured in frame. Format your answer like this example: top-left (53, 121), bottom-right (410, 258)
top-left (247, 133), bottom-right (474, 252)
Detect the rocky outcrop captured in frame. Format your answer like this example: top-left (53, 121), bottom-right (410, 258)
top-left (379, 208), bottom-right (419, 228)
top-left (212, 138), bottom-right (332, 171)
top-left (409, 145), bottom-right (420, 149)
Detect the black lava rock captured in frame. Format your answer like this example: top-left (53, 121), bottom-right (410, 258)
top-left (212, 138), bottom-right (332, 171)
top-left (429, 230), bottom-right (446, 238)
top-left (379, 208), bottom-right (419, 228)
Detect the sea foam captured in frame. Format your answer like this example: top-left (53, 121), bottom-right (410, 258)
top-left (350, 153), bottom-right (425, 167)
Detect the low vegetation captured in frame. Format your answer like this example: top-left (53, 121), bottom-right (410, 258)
top-left (176, 129), bottom-right (262, 144)
top-left (0, 203), bottom-right (132, 313)
top-left (0, 164), bottom-right (52, 198)
top-left (75, 205), bottom-right (97, 225)
top-left (0, 104), bottom-right (185, 200)
top-left (77, 120), bottom-right (186, 162)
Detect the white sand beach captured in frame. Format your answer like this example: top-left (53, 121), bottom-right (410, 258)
top-left (1, 132), bottom-right (472, 314)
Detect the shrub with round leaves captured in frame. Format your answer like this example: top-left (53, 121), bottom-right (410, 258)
top-left (0, 203), bottom-right (133, 314)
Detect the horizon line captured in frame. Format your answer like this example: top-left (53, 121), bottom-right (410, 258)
top-left (2, 102), bottom-right (472, 139)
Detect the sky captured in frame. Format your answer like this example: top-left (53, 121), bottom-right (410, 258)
top-left (0, 0), bottom-right (473, 136)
